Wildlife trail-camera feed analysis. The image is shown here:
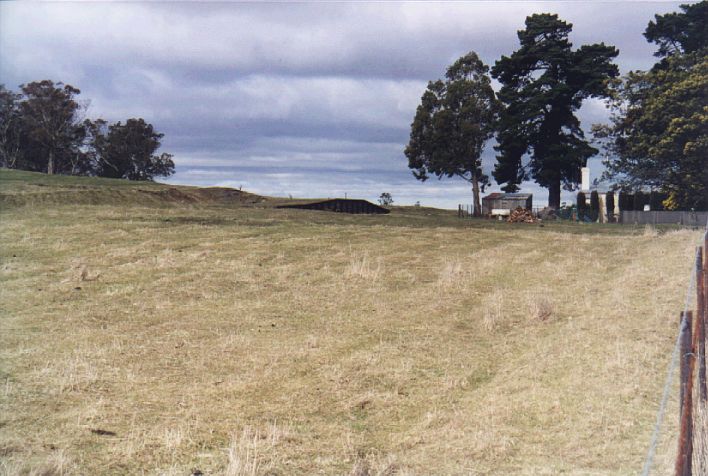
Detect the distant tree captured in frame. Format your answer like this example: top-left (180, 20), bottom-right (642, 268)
top-left (18, 80), bottom-right (86, 175)
top-left (378, 192), bottom-right (393, 207)
top-left (97, 118), bottom-right (174, 181)
top-left (0, 85), bottom-right (23, 169)
top-left (589, 190), bottom-right (600, 221)
top-left (491, 14), bottom-right (619, 208)
top-left (67, 118), bottom-right (109, 176)
top-left (594, 2), bottom-right (707, 210)
top-left (405, 52), bottom-right (498, 216)
top-left (605, 192), bottom-right (615, 222)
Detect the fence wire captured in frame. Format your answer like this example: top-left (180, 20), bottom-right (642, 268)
top-left (641, 220), bottom-right (708, 475)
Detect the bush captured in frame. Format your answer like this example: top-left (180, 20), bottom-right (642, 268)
top-left (576, 192), bottom-right (587, 221)
top-left (618, 191), bottom-right (630, 211)
top-left (633, 191), bottom-right (646, 211)
top-left (577, 192), bottom-right (587, 211)
top-left (649, 191), bottom-right (666, 211)
top-left (589, 190), bottom-right (600, 221)
top-left (605, 192), bottom-right (615, 222)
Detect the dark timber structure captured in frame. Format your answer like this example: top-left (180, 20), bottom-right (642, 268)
top-left (277, 199), bottom-right (390, 214)
top-left (481, 193), bottom-right (533, 215)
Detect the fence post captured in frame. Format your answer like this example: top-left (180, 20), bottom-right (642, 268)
top-left (680, 311), bottom-right (693, 414)
top-left (676, 310), bottom-right (694, 476)
top-left (698, 246), bottom-right (707, 401)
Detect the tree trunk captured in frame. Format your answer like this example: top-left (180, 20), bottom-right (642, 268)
top-left (548, 179), bottom-right (561, 209)
top-left (47, 149), bottom-right (55, 175)
top-left (472, 173), bottom-right (482, 217)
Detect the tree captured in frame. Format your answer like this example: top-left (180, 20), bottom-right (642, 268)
top-left (491, 14), bottom-right (619, 208)
top-left (405, 52), bottom-right (498, 216)
top-left (644, 1), bottom-right (707, 60)
top-left (97, 118), bottom-right (174, 181)
top-left (595, 3), bottom-right (707, 210)
top-left (378, 192), bottom-right (393, 207)
top-left (605, 192), bottom-right (615, 222)
top-left (590, 190), bottom-right (600, 221)
top-left (0, 85), bottom-right (23, 169)
top-left (633, 191), bottom-right (646, 211)
top-left (18, 80), bottom-right (85, 175)
top-left (577, 191), bottom-right (587, 215)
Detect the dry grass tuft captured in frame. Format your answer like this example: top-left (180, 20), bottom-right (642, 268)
top-left (225, 427), bottom-right (260, 476)
top-left (437, 258), bottom-right (466, 287)
top-left (349, 454), bottom-right (402, 476)
top-left (482, 289), bottom-right (505, 331)
top-left (643, 224), bottom-right (658, 237)
top-left (347, 252), bottom-right (381, 281)
top-left (528, 294), bottom-right (554, 321)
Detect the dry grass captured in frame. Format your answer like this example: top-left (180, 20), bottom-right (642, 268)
top-left (0, 178), bottom-right (701, 474)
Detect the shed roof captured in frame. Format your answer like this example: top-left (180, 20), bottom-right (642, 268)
top-left (482, 193), bottom-right (532, 200)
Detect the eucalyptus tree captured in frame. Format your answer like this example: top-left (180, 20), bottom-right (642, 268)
top-left (405, 52), bottom-right (498, 216)
top-left (19, 80), bottom-right (85, 175)
top-left (97, 118), bottom-right (174, 181)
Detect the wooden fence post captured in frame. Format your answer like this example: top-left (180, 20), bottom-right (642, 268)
top-left (676, 310), bottom-right (695, 476)
top-left (680, 311), bottom-right (693, 415)
top-left (698, 246), bottom-right (707, 401)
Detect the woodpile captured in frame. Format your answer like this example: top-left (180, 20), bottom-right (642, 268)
top-left (507, 207), bottom-right (537, 223)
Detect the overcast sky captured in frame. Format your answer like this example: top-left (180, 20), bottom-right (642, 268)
top-left (0, 1), bottom-right (689, 208)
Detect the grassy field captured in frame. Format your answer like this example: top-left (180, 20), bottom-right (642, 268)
top-left (0, 170), bottom-right (700, 475)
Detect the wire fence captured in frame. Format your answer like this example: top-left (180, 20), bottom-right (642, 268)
top-left (641, 221), bottom-right (708, 475)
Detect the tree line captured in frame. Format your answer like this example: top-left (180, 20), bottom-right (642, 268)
top-left (405, 2), bottom-right (707, 214)
top-left (0, 80), bottom-right (174, 181)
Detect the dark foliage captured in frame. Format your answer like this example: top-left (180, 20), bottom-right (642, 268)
top-left (405, 52), bottom-right (498, 216)
top-left (491, 14), bottom-right (619, 208)
top-left (594, 2), bottom-right (707, 210)
top-left (577, 192), bottom-right (587, 211)
top-left (605, 192), bottom-right (615, 222)
top-left (0, 80), bottom-right (174, 181)
top-left (589, 190), bottom-right (600, 221)
top-left (633, 191), bottom-right (646, 211)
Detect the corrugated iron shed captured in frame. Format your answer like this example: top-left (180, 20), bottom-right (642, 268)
top-left (481, 193), bottom-right (532, 215)
top-left (277, 199), bottom-right (390, 214)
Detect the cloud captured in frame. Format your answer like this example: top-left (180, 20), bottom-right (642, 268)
top-left (0, 1), bottom-right (686, 208)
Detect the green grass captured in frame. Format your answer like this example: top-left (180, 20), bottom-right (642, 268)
top-left (0, 169), bottom-right (700, 475)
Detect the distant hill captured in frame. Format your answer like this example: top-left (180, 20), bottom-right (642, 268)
top-left (0, 169), bottom-right (268, 208)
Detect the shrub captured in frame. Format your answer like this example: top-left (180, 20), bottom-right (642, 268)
top-left (633, 191), bottom-right (646, 211)
top-left (606, 192), bottom-right (615, 222)
top-left (576, 192), bottom-right (587, 221)
top-left (589, 190), bottom-right (600, 221)
top-left (618, 191), bottom-right (631, 211)
top-left (577, 192), bottom-right (587, 211)
top-left (649, 191), bottom-right (666, 211)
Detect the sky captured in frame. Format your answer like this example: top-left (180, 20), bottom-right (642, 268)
top-left (0, 1), bottom-right (690, 208)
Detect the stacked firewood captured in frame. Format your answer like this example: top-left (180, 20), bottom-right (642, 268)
top-left (507, 207), bottom-right (537, 223)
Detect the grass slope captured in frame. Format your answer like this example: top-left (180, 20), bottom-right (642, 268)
top-left (0, 170), bottom-right (699, 475)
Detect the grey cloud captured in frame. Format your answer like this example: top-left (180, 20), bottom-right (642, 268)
top-left (0, 1), bottom-right (686, 209)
